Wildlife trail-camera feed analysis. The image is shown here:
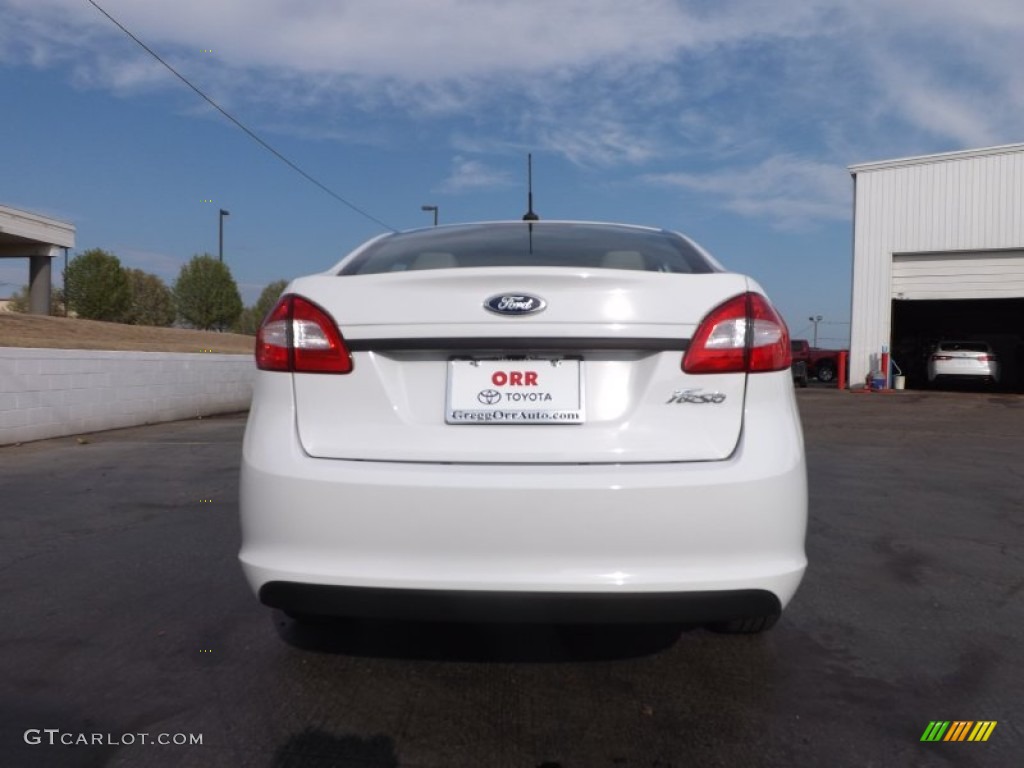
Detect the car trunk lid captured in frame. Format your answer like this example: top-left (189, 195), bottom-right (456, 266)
top-left (288, 268), bottom-right (751, 463)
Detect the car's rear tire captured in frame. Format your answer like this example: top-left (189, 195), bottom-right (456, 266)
top-left (707, 613), bottom-right (780, 634)
top-left (816, 362), bottom-right (835, 383)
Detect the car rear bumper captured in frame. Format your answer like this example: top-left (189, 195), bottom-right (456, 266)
top-left (929, 372), bottom-right (1000, 382)
top-left (928, 363), bottom-right (1000, 382)
top-left (239, 372), bottom-right (808, 621)
top-left (258, 582), bottom-right (782, 624)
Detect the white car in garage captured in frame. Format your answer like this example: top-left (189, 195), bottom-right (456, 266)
top-left (239, 221), bottom-right (807, 633)
top-left (927, 340), bottom-right (1001, 385)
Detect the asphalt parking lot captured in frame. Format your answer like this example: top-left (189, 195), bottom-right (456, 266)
top-left (1, 390), bottom-right (1021, 767)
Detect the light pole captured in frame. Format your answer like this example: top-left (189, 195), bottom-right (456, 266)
top-left (63, 247), bottom-right (69, 317)
top-left (809, 315), bottom-right (823, 347)
top-left (219, 209), bottom-right (230, 262)
top-left (420, 205), bottom-right (438, 226)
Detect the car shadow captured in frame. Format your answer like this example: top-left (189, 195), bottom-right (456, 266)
top-left (271, 611), bottom-right (688, 662)
top-left (927, 379), bottom-right (1012, 393)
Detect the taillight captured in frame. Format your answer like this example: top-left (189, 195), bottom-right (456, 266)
top-left (255, 294), bottom-right (353, 374)
top-left (683, 292), bottom-right (791, 374)
top-left (931, 355), bottom-right (952, 361)
top-left (977, 355), bottom-right (996, 362)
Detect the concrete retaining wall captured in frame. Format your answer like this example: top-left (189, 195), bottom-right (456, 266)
top-left (0, 348), bottom-right (255, 446)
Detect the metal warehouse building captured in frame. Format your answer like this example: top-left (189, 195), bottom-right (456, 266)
top-left (848, 143), bottom-right (1024, 392)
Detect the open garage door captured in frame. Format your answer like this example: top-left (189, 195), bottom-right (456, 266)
top-left (891, 251), bottom-right (1024, 392)
top-left (892, 251), bottom-right (1024, 301)
top-left (891, 298), bottom-right (1024, 392)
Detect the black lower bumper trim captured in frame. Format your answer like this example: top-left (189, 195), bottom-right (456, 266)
top-left (258, 582), bottom-right (781, 624)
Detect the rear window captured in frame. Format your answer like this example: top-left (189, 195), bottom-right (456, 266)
top-left (938, 341), bottom-right (990, 352)
top-left (340, 222), bottom-right (717, 275)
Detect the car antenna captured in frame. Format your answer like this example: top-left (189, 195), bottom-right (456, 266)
top-left (522, 153), bottom-right (539, 221)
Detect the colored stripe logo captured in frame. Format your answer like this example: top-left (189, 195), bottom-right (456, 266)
top-left (920, 721), bottom-right (997, 742)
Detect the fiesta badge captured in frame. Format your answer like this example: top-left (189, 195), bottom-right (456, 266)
top-left (484, 293), bottom-right (547, 316)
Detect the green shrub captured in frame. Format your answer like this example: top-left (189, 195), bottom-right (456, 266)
top-left (65, 249), bottom-right (131, 321)
top-left (173, 254), bottom-right (243, 331)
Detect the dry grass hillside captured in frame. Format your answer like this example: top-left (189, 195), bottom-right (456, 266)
top-left (0, 313), bottom-right (254, 354)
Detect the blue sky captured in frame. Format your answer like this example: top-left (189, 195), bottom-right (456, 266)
top-left (2, 0), bottom-right (1023, 344)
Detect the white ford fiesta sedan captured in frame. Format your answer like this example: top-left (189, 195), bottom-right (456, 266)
top-left (239, 221), bottom-right (807, 633)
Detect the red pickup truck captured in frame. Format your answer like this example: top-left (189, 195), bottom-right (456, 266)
top-left (790, 339), bottom-right (845, 384)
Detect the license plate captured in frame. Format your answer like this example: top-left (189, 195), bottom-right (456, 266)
top-left (446, 359), bottom-right (584, 425)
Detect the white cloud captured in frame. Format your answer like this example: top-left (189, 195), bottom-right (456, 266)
top-left (4, 0), bottom-right (695, 79)
top-left (837, 1), bottom-right (1024, 149)
top-left (646, 155), bottom-right (851, 228)
top-left (0, 1), bottom-right (854, 104)
top-left (4, 0), bottom-right (1024, 217)
top-left (439, 157), bottom-right (513, 193)
top-left (874, 65), bottom-right (999, 149)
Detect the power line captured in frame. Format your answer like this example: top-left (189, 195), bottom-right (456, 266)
top-left (86, 0), bottom-right (396, 232)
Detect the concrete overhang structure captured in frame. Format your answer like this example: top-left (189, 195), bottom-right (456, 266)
top-left (0, 204), bottom-right (76, 314)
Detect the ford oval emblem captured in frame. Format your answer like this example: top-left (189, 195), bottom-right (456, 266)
top-left (484, 293), bottom-right (547, 316)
